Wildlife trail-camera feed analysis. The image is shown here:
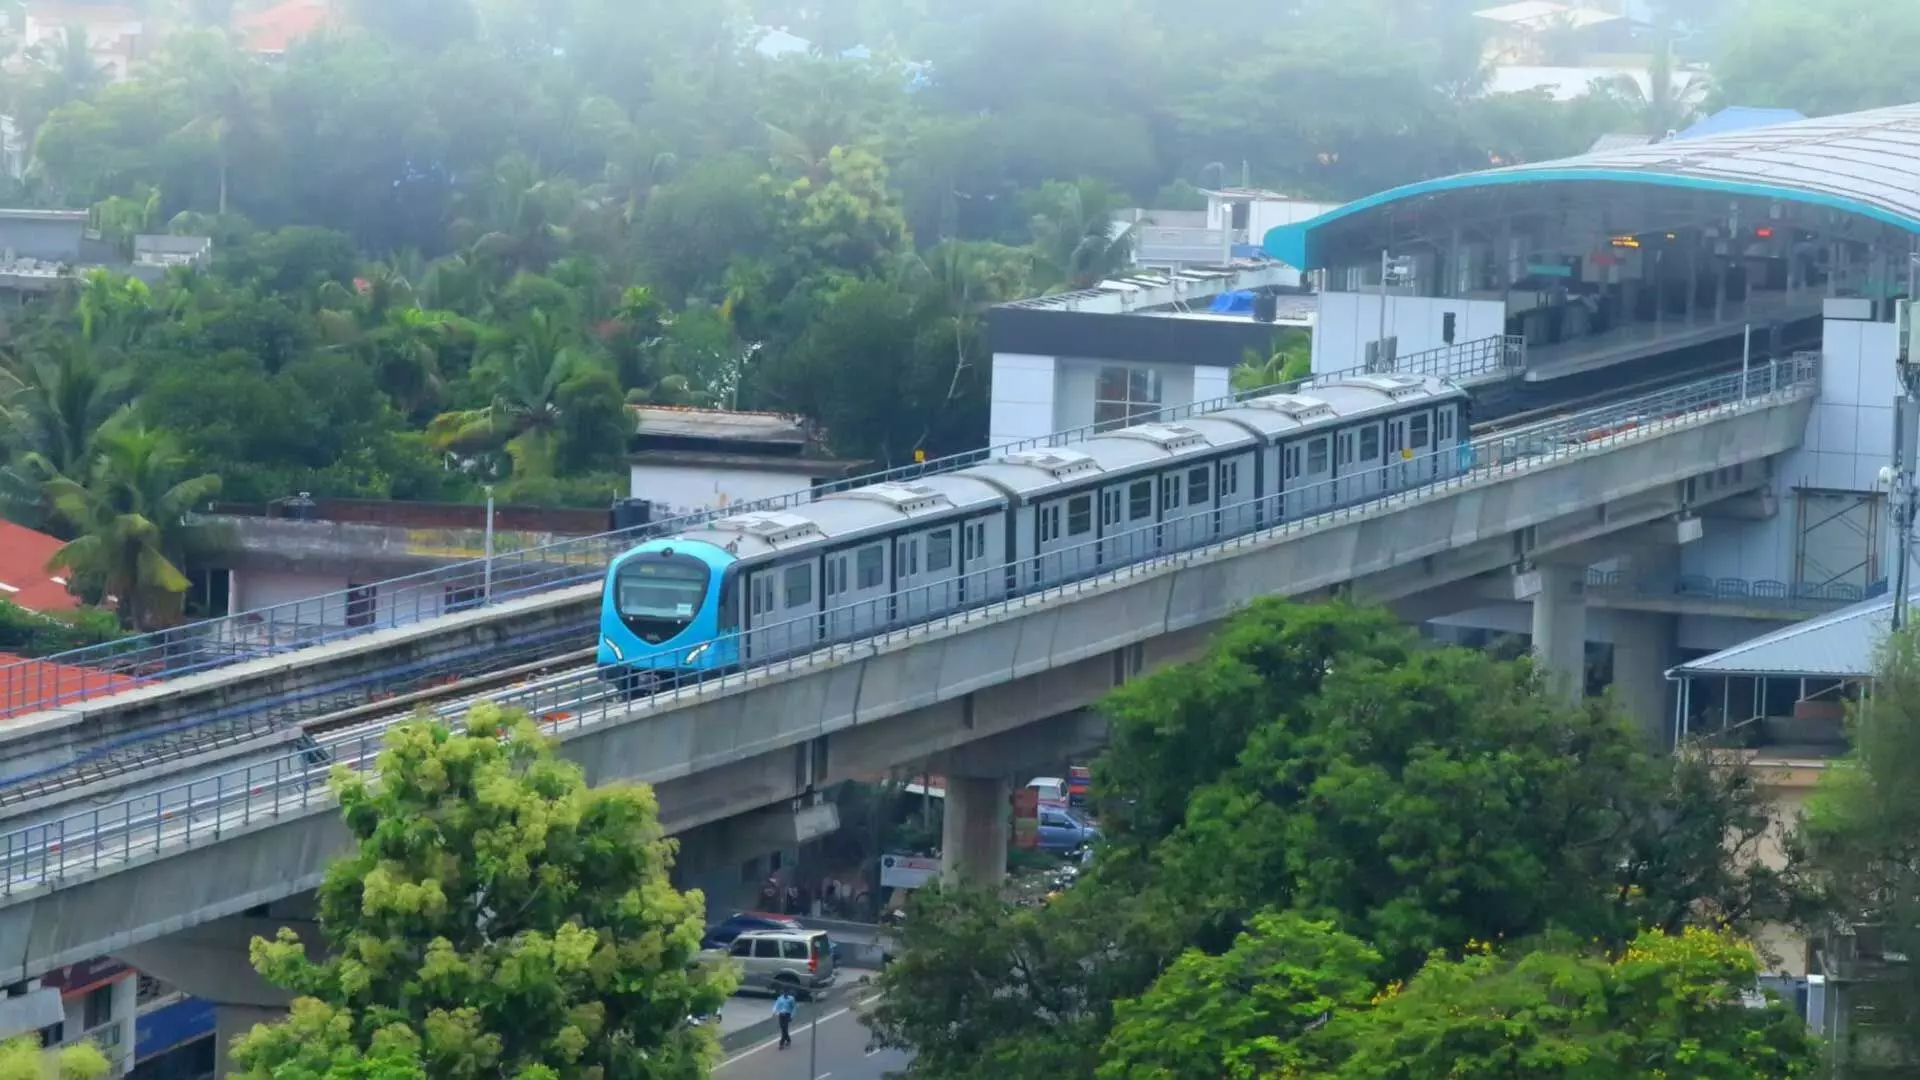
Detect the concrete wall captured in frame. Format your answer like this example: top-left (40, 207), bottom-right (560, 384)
top-left (989, 354), bottom-right (1234, 447)
top-left (0, 391), bottom-right (1813, 984)
top-left (1311, 292), bottom-right (1508, 374)
top-left (628, 463), bottom-right (824, 520)
top-left (1681, 317), bottom-right (1900, 589)
top-left (229, 568), bottom-right (455, 627)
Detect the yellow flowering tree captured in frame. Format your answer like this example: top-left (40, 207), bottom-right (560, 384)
top-left (1328, 928), bottom-right (1820, 1078)
top-left (230, 704), bottom-right (732, 1080)
top-left (0, 1036), bottom-right (109, 1080)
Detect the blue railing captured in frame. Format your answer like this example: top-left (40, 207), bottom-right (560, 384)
top-left (0, 335), bottom-right (1526, 718)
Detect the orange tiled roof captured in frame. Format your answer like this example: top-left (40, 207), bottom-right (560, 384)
top-left (0, 651), bottom-right (146, 720)
top-left (236, 0), bottom-right (333, 54)
top-left (0, 521), bottom-right (78, 612)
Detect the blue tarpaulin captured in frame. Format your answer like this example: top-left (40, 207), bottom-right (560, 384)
top-left (1210, 290), bottom-right (1256, 314)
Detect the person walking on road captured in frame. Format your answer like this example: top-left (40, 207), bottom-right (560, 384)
top-left (773, 990), bottom-right (796, 1050)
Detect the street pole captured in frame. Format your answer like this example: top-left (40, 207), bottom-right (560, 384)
top-left (1741, 323), bottom-right (1751, 399)
top-left (1377, 248), bottom-right (1390, 371)
top-left (483, 485), bottom-right (496, 602)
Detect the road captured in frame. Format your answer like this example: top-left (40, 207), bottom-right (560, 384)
top-left (717, 992), bottom-right (912, 1080)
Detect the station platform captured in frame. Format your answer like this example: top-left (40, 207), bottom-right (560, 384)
top-left (1522, 292), bottom-right (1830, 382)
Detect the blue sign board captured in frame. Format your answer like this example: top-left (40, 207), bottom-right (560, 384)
top-left (135, 997), bottom-right (216, 1061)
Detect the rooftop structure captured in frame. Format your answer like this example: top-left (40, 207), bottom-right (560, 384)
top-left (627, 405), bottom-right (866, 521)
top-left (235, 0), bottom-right (334, 55)
top-left (0, 522), bottom-right (76, 612)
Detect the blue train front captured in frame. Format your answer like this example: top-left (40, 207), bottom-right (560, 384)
top-left (598, 539), bottom-right (739, 691)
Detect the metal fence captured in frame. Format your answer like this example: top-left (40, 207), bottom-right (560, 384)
top-left (0, 336), bottom-right (1529, 717)
top-left (0, 356), bottom-right (1818, 898)
top-left (1585, 570), bottom-right (1872, 611)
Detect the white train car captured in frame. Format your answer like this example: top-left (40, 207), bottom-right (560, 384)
top-left (652, 374), bottom-right (1471, 667)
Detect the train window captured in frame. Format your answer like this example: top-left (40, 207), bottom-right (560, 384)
top-left (1284, 446), bottom-right (1300, 481)
top-left (1187, 467), bottom-right (1210, 505)
top-left (1038, 504), bottom-right (1062, 543)
top-left (1160, 474), bottom-right (1183, 512)
top-left (751, 575), bottom-right (775, 617)
top-left (1218, 460), bottom-right (1239, 496)
top-left (1128, 480), bottom-right (1153, 520)
top-left (1067, 495), bottom-right (1092, 536)
top-left (1360, 426), bottom-right (1381, 461)
top-left (1335, 434), bottom-right (1352, 468)
top-left (972, 522), bottom-right (988, 559)
top-left (783, 565), bottom-right (811, 608)
top-left (927, 529), bottom-right (954, 571)
top-left (826, 555), bottom-right (848, 596)
top-left (1307, 437), bottom-right (1329, 475)
top-left (1100, 490), bottom-right (1121, 527)
top-left (1410, 412), bottom-right (1431, 448)
top-left (856, 545), bottom-right (885, 589)
top-left (1439, 407), bottom-right (1455, 441)
top-left (896, 537), bottom-right (919, 575)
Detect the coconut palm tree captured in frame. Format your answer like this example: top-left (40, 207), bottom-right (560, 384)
top-left (1600, 40), bottom-right (1709, 138)
top-left (426, 308), bottom-right (594, 480)
top-left (317, 272), bottom-right (478, 419)
top-left (43, 424), bottom-right (221, 629)
top-left (1028, 179), bottom-right (1134, 291)
top-left (0, 336), bottom-right (135, 508)
top-left (161, 29), bottom-right (268, 215)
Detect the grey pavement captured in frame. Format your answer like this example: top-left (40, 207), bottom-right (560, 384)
top-left (717, 966), bottom-right (881, 1048)
top-left (716, 989), bottom-right (910, 1080)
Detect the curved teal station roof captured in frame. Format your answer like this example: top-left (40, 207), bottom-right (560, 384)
top-left (1264, 102), bottom-right (1920, 270)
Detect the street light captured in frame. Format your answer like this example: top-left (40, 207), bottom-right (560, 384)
top-left (482, 485), bottom-right (496, 603)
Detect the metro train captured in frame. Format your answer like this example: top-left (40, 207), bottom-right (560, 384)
top-left (598, 373), bottom-right (1472, 690)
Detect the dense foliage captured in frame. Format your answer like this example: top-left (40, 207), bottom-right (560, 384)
top-left (0, 0), bottom-right (1892, 626)
top-left (0, 1036), bottom-right (108, 1080)
top-left (231, 703), bottom-right (730, 1080)
top-left (869, 600), bottom-right (1817, 1078)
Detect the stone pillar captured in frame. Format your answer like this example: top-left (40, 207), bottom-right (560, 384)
top-left (1525, 564), bottom-right (1588, 703)
top-left (1612, 610), bottom-right (1678, 748)
top-left (940, 776), bottom-right (1009, 888)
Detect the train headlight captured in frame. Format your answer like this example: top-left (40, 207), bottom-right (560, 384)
top-left (684, 643), bottom-right (712, 665)
top-left (602, 637), bottom-right (625, 661)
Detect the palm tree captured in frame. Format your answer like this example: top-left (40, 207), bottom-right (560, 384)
top-left (162, 30), bottom-right (268, 215)
top-left (426, 308), bottom-right (594, 480)
top-left (0, 337), bottom-right (135, 500)
top-left (1028, 179), bottom-right (1134, 291)
top-left (1600, 41), bottom-right (1709, 138)
top-left (25, 27), bottom-right (111, 121)
top-left (451, 154), bottom-right (578, 279)
top-left (1231, 336), bottom-right (1313, 393)
top-left (317, 273), bottom-right (477, 418)
top-left (43, 424), bottom-right (220, 629)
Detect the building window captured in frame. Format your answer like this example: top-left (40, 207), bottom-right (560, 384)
top-left (83, 984), bottom-right (112, 1031)
top-left (1094, 366), bottom-right (1163, 429)
top-left (1067, 495), bottom-right (1092, 536)
top-left (856, 545), bottom-right (885, 589)
top-left (783, 565), bottom-right (811, 608)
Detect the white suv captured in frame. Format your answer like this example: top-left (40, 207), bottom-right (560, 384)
top-left (717, 929), bottom-right (837, 998)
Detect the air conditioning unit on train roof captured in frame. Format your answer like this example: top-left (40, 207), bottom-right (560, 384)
top-left (709, 510), bottom-right (822, 544)
top-left (1241, 393), bottom-right (1335, 422)
top-left (998, 447), bottom-right (1101, 480)
top-left (1342, 373), bottom-right (1430, 398)
top-left (1102, 422), bottom-right (1208, 454)
top-left (837, 481), bottom-right (952, 515)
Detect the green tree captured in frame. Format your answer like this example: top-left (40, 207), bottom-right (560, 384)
top-left (1327, 929), bottom-right (1819, 1078)
top-left (42, 423), bottom-right (221, 629)
top-left (428, 308), bottom-right (597, 481)
top-left (1099, 913), bottom-right (1378, 1080)
top-left (233, 704), bottom-right (732, 1080)
top-left (1795, 626), bottom-right (1920, 1074)
top-left (0, 1035), bottom-right (110, 1080)
top-left (870, 600), bottom-right (1803, 1074)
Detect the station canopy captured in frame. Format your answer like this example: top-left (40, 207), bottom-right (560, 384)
top-left (1265, 101), bottom-right (1920, 271)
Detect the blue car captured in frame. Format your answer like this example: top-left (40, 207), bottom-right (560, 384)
top-left (1037, 807), bottom-right (1099, 853)
top-left (702, 912), bottom-right (842, 964)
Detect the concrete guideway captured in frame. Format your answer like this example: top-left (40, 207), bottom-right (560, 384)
top-left (0, 336), bottom-right (1529, 738)
top-left (0, 362), bottom-right (1817, 984)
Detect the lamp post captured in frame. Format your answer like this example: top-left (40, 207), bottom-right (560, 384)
top-left (482, 485), bottom-right (496, 603)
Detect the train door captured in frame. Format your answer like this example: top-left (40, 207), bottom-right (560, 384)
top-left (1298, 433), bottom-right (1333, 514)
top-left (1280, 442), bottom-right (1302, 521)
top-left (823, 551), bottom-right (854, 640)
top-left (745, 569), bottom-right (777, 662)
top-left (920, 526), bottom-right (957, 614)
top-left (957, 518), bottom-right (997, 603)
top-left (1216, 456), bottom-right (1249, 535)
top-left (1097, 487), bottom-right (1124, 566)
top-left (1386, 415), bottom-right (1410, 489)
top-left (847, 542), bottom-right (888, 634)
top-left (765, 563), bottom-right (815, 657)
top-left (895, 533), bottom-right (928, 620)
top-left (1355, 422), bottom-right (1384, 500)
top-left (1407, 409), bottom-right (1434, 483)
top-left (1121, 479), bottom-right (1154, 562)
top-left (1335, 430), bottom-right (1357, 504)
top-left (1184, 464), bottom-right (1214, 544)
top-left (1156, 471), bottom-right (1184, 552)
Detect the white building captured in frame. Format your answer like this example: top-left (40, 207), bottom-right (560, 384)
top-left (628, 405), bottom-right (866, 520)
top-left (986, 264), bottom-right (1312, 448)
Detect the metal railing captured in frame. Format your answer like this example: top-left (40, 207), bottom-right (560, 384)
top-left (0, 356), bottom-right (1817, 899)
top-left (0, 336), bottom-right (1529, 717)
top-left (1585, 570), bottom-right (1872, 611)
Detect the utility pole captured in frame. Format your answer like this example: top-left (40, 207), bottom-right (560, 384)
top-left (1377, 249), bottom-right (1390, 372)
top-left (1892, 254), bottom-right (1920, 631)
top-left (482, 485), bottom-right (496, 603)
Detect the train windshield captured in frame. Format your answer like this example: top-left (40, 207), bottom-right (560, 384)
top-left (614, 555), bottom-right (711, 643)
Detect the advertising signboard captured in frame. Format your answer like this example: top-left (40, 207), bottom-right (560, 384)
top-left (879, 854), bottom-right (941, 890)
